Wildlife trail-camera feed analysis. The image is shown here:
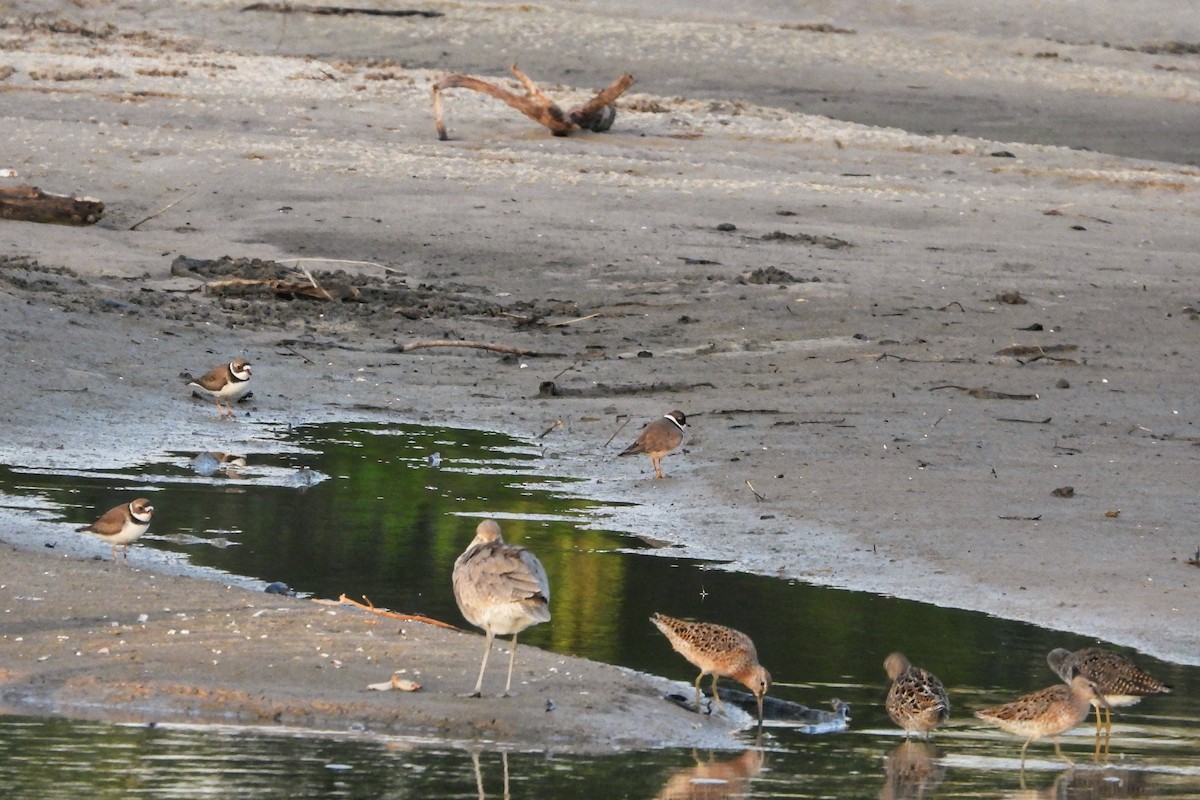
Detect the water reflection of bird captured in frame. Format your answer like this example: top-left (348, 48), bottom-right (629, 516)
top-left (879, 740), bottom-right (944, 800)
top-left (452, 519), bottom-right (551, 697)
top-left (973, 675), bottom-right (1105, 767)
top-left (650, 612), bottom-right (771, 724)
top-left (655, 749), bottom-right (764, 800)
top-left (1046, 647), bottom-right (1171, 748)
top-left (470, 750), bottom-right (510, 800)
top-left (77, 498), bottom-right (154, 564)
top-left (619, 410), bottom-right (687, 478)
top-left (884, 652), bottom-right (950, 738)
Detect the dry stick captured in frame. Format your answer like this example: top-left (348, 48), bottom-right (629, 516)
top-left (604, 417), bottom-right (632, 447)
top-left (391, 339), bottom-right (557, 356)
top-left (547, 312), bottom-right (603, 327)
top-left (746, 480), bottom-right (767, 502)
top-left (280, 343), bottom-right (316, 365)
top-left (538, 419), bottom-right (563, 439)
top-left (299, 267), bottom-right (334, 301)
top-left (129, 192), bottom-right (193, 231)
top-left (312, 594), bottom-right (460, 630)
top-left (283, 257), bottom-right (406, 277)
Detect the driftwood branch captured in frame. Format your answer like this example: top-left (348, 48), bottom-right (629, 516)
top-left (242, 3), bottom-right (442, 18)
top-left (433, 64), bottom-right (634, 140)
top-left (312, 593), bottom-right (460, 630)
top-left (930, 384), bottom-right (1039, 401)
top-left (390, 339), bottom-right (558, 356)
top-left (0, 184), bottom-right (103, 225)
top-left (204, 276), bottom-right (360, 301)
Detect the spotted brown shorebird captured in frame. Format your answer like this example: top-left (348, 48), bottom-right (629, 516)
top-left (974, 674), bottom-right (1106, 767)
top-left (1047, 647), bottom-right (1171, 749)
top-left (884, 652), bottom-right (950, 738)
top-left (650, 612), bottom-right (771, 724)
top-left (619, 410), bottom-right (687, 478)
top-left (452, 519), bottom-right (550, 697)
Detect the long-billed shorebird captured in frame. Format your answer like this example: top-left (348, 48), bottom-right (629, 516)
top-left (974, 674), bottom-right (1105, 767)
top-left (452, 519), bottom-right (551, 697)
top-left (884, 652), bottom-right (950, 738)
top-left (619, 410), bottom-right (687, 478)
top-left (1047, 647), bottom-right (1171, 746)
top-left (650, 612), bottom-right (771, 724)
top-left (76, 498), bottom-right (154, 564)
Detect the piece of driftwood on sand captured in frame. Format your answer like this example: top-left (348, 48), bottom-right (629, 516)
top-left (432, 64), bottom-right (634, 140)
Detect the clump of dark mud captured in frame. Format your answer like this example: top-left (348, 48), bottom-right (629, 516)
top-left (0, 254), bottom-right (578, 336)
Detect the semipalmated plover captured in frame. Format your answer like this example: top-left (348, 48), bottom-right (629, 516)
top-left (187, 358), bottom-right (252, 418)
top-left (618, 410), bottom-right (687, 478)
top-left (77, 497), bottom-right (154, 564)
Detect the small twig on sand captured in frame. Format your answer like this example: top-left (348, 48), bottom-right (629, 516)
top-left (129, 192), bottom-right (193, 231)
top-left (312, 594), bottom-right (460, 630)
top-left (538, 419), bottom-right (563, 439)
top-left (605, 416), bottom-right (632, 447)
top-left (746, 480), bottom-right (767, 502)
top-left (547, 312), bottom-right (604, 327)
top-left (389, 339), bottom-right (559, 356)
top-left (299, 267), bottom-right (334, 301)
top-left (998, 514), bottom-right (1042, 521)
top-left (930, 385), bottom-right (1038, 401)
top-left (282, 257), bottom-right (407, 277)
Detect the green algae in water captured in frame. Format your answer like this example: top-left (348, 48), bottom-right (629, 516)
top-left (2, 420), bottom-right (1200, 795)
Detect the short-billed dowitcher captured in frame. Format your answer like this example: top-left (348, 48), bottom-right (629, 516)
top-left (619, 411), bottom-right (687, 478)
top-left (452, 519), bottom-right (550, 697)
top-left (650, 612), bottom-right (771, 724)
top-left (77, 498), bottom-right (154, 564)
top-left (884, 652), bottom-right (950, 738)
top-left (1047, 647), bottom-right (1172, 743)
top-left (973, 674), bottom-right (1105, 766)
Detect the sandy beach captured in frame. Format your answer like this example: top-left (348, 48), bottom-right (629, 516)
top-left (1, 0), bottom-right (1198, 749)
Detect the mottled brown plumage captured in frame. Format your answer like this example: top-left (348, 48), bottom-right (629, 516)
top-left (651, 612), bottom-right (771, 723)
top-left (974, 675), bottom-right (1103, 766)
top-left (1047, 647), bottom-right (1171, 743)
top-left (884, 652), bottom-right (950, 737)
top-left (619, 410), bottom-right (686, 478)
top-left (77, 498), bottom-right (154, 564)
top-left (452, 519), bottom-right (550, 697)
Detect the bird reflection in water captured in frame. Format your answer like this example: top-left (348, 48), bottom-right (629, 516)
top-left (879, 740), bottom-right (944, 800)
top-left (999, 765), bottom-right (1148, 798)
top-left (655, 749), bottom-right (765, 800)
top-left (470, 750), bottom-right (510, 800)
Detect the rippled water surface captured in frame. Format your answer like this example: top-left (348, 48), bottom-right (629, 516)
top-left (1, 422), bottom-right (1197, 798)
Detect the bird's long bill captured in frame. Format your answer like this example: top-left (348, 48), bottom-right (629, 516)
top-left (756, 693), bottom-right (765, 726)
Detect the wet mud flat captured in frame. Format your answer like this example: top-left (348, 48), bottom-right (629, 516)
top-left (0, 0), bottom-right (1199, 756)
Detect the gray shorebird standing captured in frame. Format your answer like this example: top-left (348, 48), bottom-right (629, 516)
top-left (884, 652), bottom-right (950, 738)
top-left (974, 674), bottom-right (1105, 767)
top-left (650, 612), bottom-right (771, 724)
top-left (187, 357), bottom-right (252, 418)
top-left (619, 410), bottom-right (686, 478)
top-left (77, 498), bottom-right (154, 564)
top-left (1047, 647), bottom-right (1171, 747)
top-left (452, 519), bottom-right (550, 697)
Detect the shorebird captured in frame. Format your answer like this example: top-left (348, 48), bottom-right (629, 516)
top-left (452, 519), bottom-right (551, 697)
top-left (186, 358), bottom-right (252, 418)
top-left (650, 612), bottom-right (771, 724)
top-left (974, 674), bottom-right (1105, 767)
top-left (884, 652), bottom-right (950, 738)
top-left (1047, 647), bottom-right (1172, 746)
top-left (77, 498), bottom-right (154, 564)
top-left (619, 410), bottom-right (686, 478)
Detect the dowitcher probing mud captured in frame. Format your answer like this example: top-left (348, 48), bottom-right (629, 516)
top-left (651, 612), bottom-right (771, 724)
